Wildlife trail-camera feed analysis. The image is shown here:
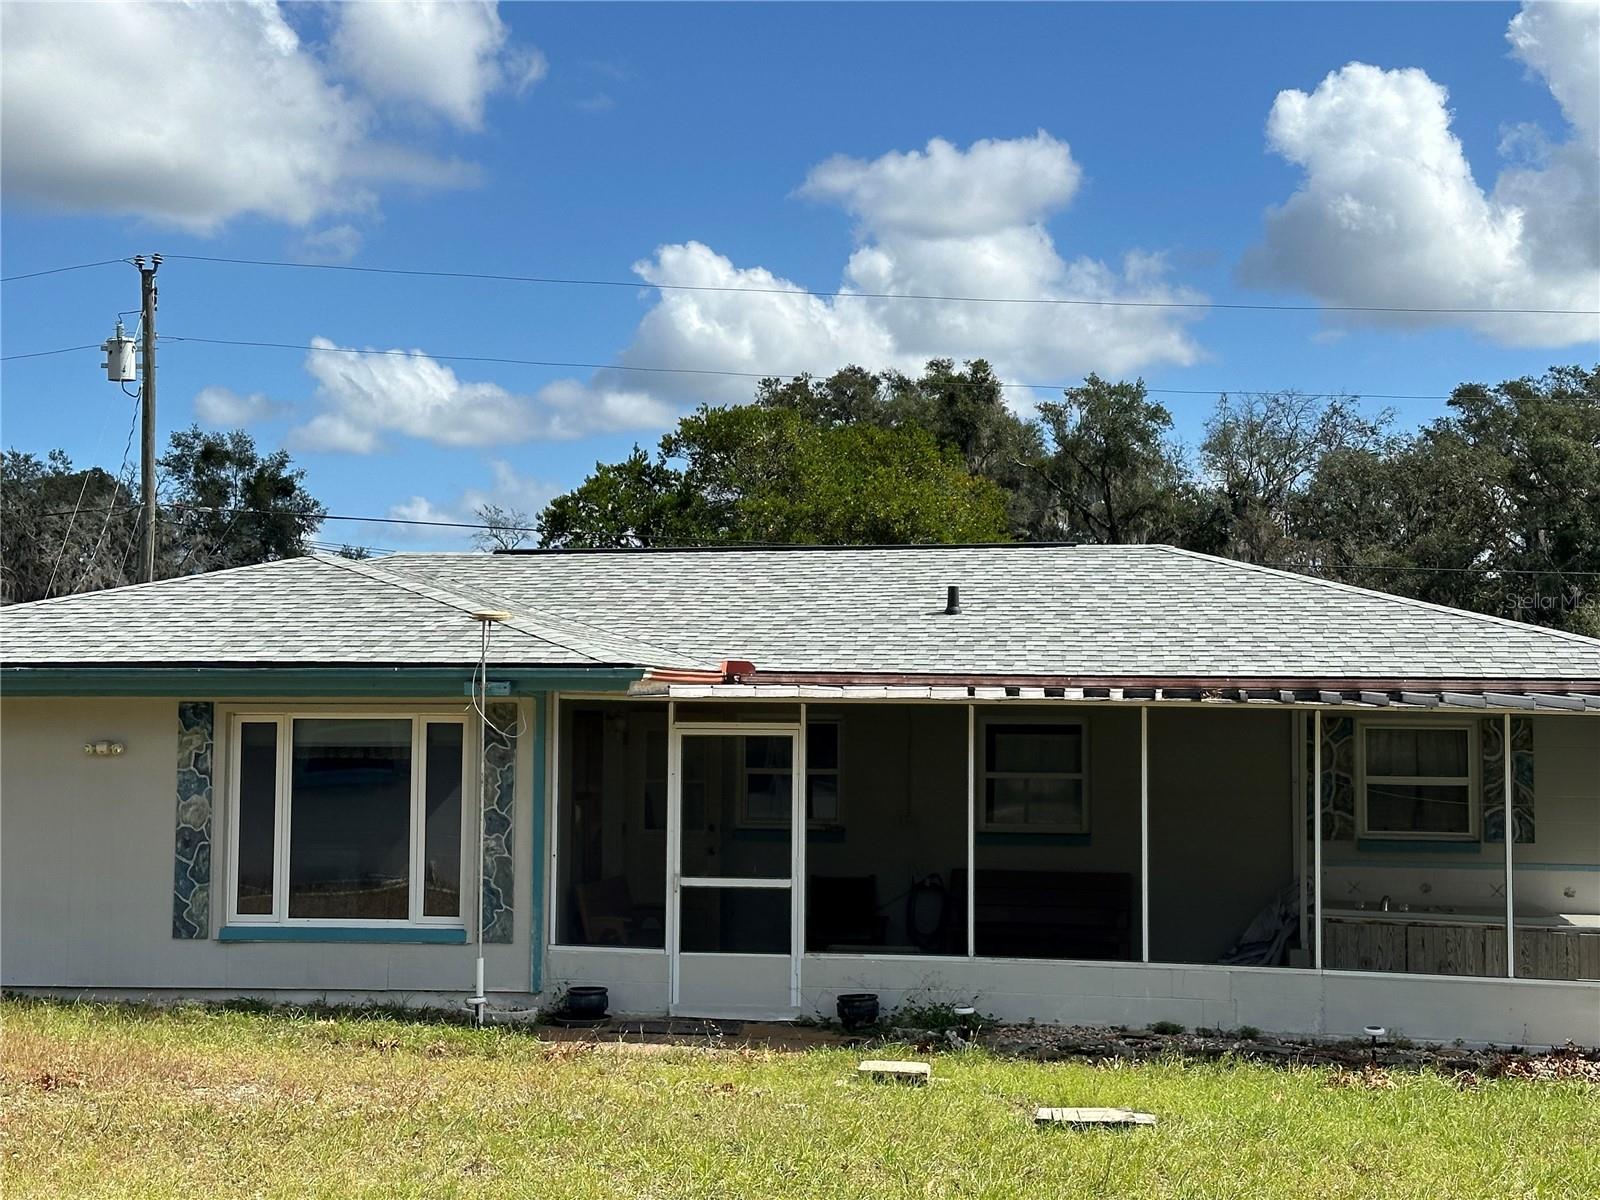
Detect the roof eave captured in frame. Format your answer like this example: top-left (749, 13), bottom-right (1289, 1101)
top-left (0, 664), bottom-right (646, 698)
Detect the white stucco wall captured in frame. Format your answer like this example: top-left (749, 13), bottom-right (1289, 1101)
top-left (0, 697), bottom-right (535, 998)
top-left (5, 695), bottom-right (1595, 1047)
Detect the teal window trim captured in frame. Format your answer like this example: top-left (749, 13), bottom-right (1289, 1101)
top-left (1, 666), bottom-right (642, 698)
top-left (219, 925), bottom-right (467, 944)
top-left (806, 827), bottom-right (847, 844)
top-left (1355, 837), bottom-right (1482, 855)
top-left (976, 831), bottom-right (1091, 848)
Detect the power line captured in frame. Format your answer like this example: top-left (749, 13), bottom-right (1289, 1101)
top-left (0, 332), bottom-right (1481, 401)
top-left (8, 252), bottom-right (1600, 317)
top-left (0, 258), bottom-right (130, 284)
top-left (72, 394), bottom-right (143, 593)
top-left (162, 253), bottom-right (1600, 317)
top-left (0, 343), bottom-right (103, 362)
top-left (160, 335), bottom-right (1455, 401)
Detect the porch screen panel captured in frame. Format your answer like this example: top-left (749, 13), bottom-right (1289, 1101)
top-left (1147, 709), bottom-right (1296, 966)
top-left (1511, 718), bottom-right (1591, 981)
top-left (234, 721), bottom-right (279, 915)
top-left (554, 700), bottom-right (668, 947)
top-left (680, 888), bottom-right (790, 954)
top-left (422, 722), bottom-right (464, 919)
top-left (1322, 716), bottom-right (1533, 979)
top-left (973, 708), bottom-right (1135, 962)
top-left (680, 733), bottom-right (791, 879)
top-left (805, 706), bottom-right (968, 955)
top-left (288, 719), bottom-right (412, 920)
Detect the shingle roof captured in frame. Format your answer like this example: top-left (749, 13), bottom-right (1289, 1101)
top-left (0, 553), bottom-right (699, 669)
top-left (3, 544), bottom-right (1597, 682)
top-left (378, 544), bottom-right (1600, 682)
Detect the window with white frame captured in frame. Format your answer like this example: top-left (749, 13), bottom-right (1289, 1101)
top-left (806, 719), bottom-right (841, 826)
top-left (737, 733), bottom-right (795, 827)
top-left (980, 720), bottom-right (1088, 833)
top-left (1359, 721), bottom-right (1476, 839)
top-left (736, 722), bottom-right (842, 828)
top-left (227, 714), bottom-right (469, 925)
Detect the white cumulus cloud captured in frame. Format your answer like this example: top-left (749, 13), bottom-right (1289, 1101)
top-left (287, 338), bottom-right (673, 452)
top-left (539, 132), bottom-right (1207, 416)
top-left (1240, 1), bottom-right (1600, 346)
top-left (387, 460), bottom-right (556, 546)
top-left (331, 0), bottom-right (546, 130)
top-left (0, 1), bottom-right (538, 233)
top-left (193, 386), bottom-right (290, 426)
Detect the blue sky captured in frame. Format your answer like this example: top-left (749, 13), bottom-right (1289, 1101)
top-left (3, 1), bottom-right (1596, 552)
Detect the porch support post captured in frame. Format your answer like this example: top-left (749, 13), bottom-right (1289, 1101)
top-left (1313, 709), bottom-right (1323, 972)
top-left (1139, 705), bottom-right (1150, 963)
top-left (794, 702), bottom-right (807, 1007)
top-left (665, 700), bottom-right (679, 1009)
top-left (1504, 712), bottom-right (1515, 979)
top-left (966, 703), bottom-right (976, 959)
top-left (546, 691), bottom-right (561, 951)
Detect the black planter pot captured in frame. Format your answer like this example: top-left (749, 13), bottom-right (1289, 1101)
top-left (563, 986), bottom-right (609, 1019)
top-left (836, 992), bottom-right (880, 1030)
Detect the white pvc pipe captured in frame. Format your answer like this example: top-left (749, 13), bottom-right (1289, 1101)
top-left (1140, 705), bottom-right (1150, 963)
top-left (470, 620), bottom-right (490, 1024)
top-left (1504, 712), bottom-right (1515, 979)
top-left (1312, 709), bottom-right (1323, 972)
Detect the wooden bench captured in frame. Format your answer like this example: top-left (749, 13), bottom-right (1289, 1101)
top-left (949, 869), bottom-right (1133, 960)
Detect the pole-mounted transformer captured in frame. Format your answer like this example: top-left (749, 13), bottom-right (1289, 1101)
top-left (100, 319), bottom-right (137, 383)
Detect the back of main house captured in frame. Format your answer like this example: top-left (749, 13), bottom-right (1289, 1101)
top-left (3, 544), bottom-right (1597, 1046)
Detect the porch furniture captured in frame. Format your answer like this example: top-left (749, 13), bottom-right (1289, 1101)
top-left (1218, 880), bottom-right (1301, 966)
top-left (949, 868), bottom-right (1133, 960)
top-left (575, 876), bottom-right (663, 947)
top-left (807, 874), bottom-right (890, 951)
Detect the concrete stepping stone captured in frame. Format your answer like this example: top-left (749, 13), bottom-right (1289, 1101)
top-left (1035, 1106), bottom-right (1156, 1128)
top-left (858, 1059), bottom-right (931, 1084)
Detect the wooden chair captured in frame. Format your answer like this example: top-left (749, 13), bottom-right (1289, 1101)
top-left (807, 874), bottom-right (889, 950)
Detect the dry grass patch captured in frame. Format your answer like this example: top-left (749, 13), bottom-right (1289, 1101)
top-left (2, 998), bottom-right (1595, 1199)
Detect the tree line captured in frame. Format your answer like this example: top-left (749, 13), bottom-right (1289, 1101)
top-left (1, 426), bottom-right (325, 604)
top-left (4, 365), bottom-right (1595, 634)
top-left (531, 362), bottom-right (1600, 635)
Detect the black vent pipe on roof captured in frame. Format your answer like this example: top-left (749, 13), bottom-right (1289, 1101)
top-left (945, 585), bottom-right (961, 615)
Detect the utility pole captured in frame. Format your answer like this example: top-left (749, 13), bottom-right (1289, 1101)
top-left (135, 254), bottom-right (160, 582)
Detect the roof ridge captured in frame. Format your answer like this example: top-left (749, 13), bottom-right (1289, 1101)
top-left (386, 541), bottom-right (1108, 561)
top-left (2, 555), bottom-right (313, 609)
top-left (406, 569), bottom-right (707, 672)
top-left (1154, 546), bottom-right (1600, 651)
top-left (324, 555), bottom-right (699, 668)
top-left (315, 554), bottom-right (612, 662)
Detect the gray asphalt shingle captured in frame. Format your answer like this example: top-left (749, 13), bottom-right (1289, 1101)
top-left (4, 544), bottom-right (1597, 681)
top-left (381, 544), bottom-right (1599, 680)
top-left (0, 553), bottom-right (694, 668)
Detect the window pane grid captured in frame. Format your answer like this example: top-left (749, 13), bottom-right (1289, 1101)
top-left (981, 721), bottom-right (1088, 833)
top-left (229, 713), bottom-right (470, 927)
top-left (1360, 723), bottom-right (1476, 839)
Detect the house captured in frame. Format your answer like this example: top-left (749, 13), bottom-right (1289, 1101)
top-left (3, 543), bottom-right (1597, 1046)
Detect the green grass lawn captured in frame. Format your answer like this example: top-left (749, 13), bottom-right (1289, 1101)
top-left (2, 999), bottom-right (1595, 1199)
